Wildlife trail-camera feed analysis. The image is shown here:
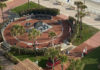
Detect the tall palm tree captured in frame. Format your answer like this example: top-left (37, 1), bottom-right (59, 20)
top-left (79, 4), bottom-right (87, 30)
top-left (46, 48), bottom-right (59, 70)
top-left (0, 2), bottom-right (7, 23)
top-left (59, 55), bottom-right (68, 70)
top-left (74, 1), bottom-right (83, 25)
top-left (28, 28), bottom-right (40, 50)
top-left (48, 31), bottom-right (56, 47)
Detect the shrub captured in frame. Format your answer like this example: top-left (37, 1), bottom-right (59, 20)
top-left (19, 8), bottom-right (60, 16)
top-left (4, 52), bottom-right (20, 64)
top-left (10, 46), bottom-right (46, 56)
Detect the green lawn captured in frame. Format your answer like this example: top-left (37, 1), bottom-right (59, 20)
top-left (11, 1), bottom-right (45, 14)
top-left (12, 53), bottom-right (48, 68)
top-left (72, 24), bottom-right (99, 46)
top-left (82, 47), bottom-right (100, 70)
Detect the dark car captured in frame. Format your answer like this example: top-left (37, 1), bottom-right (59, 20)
top-left (46, 57), bottom-right (60, 68)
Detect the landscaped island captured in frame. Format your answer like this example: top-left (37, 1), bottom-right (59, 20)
top-left (0, 1), bottom-right (100, 70)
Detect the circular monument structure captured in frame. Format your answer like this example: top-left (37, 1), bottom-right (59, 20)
top-left (3, 15), bottom-right (70, 49)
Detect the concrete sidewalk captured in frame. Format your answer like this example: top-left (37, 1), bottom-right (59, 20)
top-left (30, 0), bottom-right (100, 29)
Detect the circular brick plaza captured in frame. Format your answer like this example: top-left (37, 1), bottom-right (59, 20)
top-left (3, 16), bottom-right (70, 48)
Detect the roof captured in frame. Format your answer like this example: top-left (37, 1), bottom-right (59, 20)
top-left (13, 59), bottom-right (43, 70)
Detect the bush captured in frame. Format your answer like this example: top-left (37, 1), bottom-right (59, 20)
top-left (10, 46), bottom-right (46, 56)
top-left (4, 52), bottom-right (20, 64)
top-left (19, 8), bottom-right (60, 16)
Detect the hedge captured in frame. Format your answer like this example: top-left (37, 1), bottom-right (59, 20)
top-left (10, 46), bottom-right (46, 56)
top-left (19, 8), bottom-right (60, 16)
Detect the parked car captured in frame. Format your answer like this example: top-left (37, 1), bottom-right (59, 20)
top-left (46, 57), bottom-right (60, 68)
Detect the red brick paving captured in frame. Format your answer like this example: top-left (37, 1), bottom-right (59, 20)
top-left (70, 31), bottom-right (100, 57)
top-left (0, 0), bottom-right (28, 23)
top-left (4, 16), bottom-right (70, 48)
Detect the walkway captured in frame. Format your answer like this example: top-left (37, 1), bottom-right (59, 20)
top-left (0, 47), bottom-right (14, 70)
top-left (30, 0), bottom-right (100, 29)
top-left (0, 0), bottom-right (28, 23)
top-left (70, 31), bottom-right (100, 57)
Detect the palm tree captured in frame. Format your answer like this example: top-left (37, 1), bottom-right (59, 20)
top-left (46, 48), bottom-right (59, 70)
top-left (79, 4), bottom-right (87, 30)
top-left (74, 1), bottom-right (83, 25)
top-left (59, 55), bottom-right (68, 70)
top-left (11, 24), bottom-right (25, 36)
top-left (48, 31), bottom-right (56, 47)
top-left (0, 2), bottom-right (7, 22)
top-left (28, 28), bottom-right (40, 50)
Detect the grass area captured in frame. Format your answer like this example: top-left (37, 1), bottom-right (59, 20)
top-left (11, 1), bottom-right (45, 14)
top-left (11, 53), bottom-right (48, 68)
top-left (82, 47), bottom-right (100, 70)
top-left (72, 23), bottom-right (99, 46)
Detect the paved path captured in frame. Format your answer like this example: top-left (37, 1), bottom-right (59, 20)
top-left (0, 0), bottom-right (28, 23)
top-left (70, 31), bottom-right (100, 57)
top-left (30, 0), bottom-right (100, 29)
top-left (0, 47), bottom-right (14, 70)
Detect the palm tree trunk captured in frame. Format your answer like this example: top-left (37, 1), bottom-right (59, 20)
top-left (1, 8), bottom-right (4, 23)
top-left (33, 39), bottom-right (36, 50)
top-left (80, 18), bottom-right (82, 30)
top-left (79, 18), bottom-right (82, 38)
top-left (28, 0), bottom-right (30, 9)
top-left (38, 0), bottom-right (40, 8)
top-left (52, 38), bottom-right (54, 47)
top-left (61, 64), bottom-right (63, 70)
top-left (52, 59), bottom-right (55, 70)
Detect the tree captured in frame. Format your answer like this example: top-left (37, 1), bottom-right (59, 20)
top-left (74, 1), bottom-right (83, 25)
top-left (59, 55), bottom-right (68, 70)
top-left (0, 2), bottom-right (7, 22)
top-left (48, 31), bottom-right (56, 46)
top-left (46, 48), bottom-right (59, 70)
top-left (79, 4), bottom-right (87, 30)
top-left (11, 24), bottom-right (25, 36)
top-left (28, 28), bottom-right (40, 50)
top-left (72, 1), bottom-right (87, 39)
